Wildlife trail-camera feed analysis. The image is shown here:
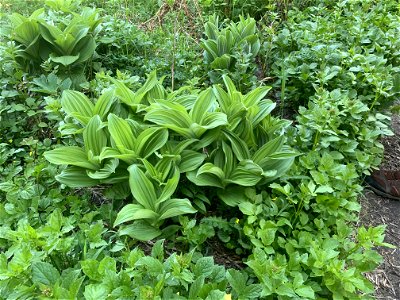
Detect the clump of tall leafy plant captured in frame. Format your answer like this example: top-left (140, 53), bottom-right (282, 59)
top-left (7, 1), bottom-right (101, 86)
top-left (201, 15), bottom-right (260, 91)
top-left (44, 71), bottom-right (296, 240)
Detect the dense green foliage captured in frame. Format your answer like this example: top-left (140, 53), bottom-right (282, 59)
top-left (0, 0), bottom-right (398, 299)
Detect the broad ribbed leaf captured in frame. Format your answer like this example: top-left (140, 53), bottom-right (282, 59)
top-left (242, 86), bottom-right (272, 108)
top-left (73, 36), bottom-right (96, 63)
top-left (222, 75), bottom-right (237, 96)
top-left (197, 163), bottom-right (225, 179)
top-left (158, 198), bottom-right (197, 220)
top-left (210, 54), bottom-right (231, 69)
top-left (133, 70), bottom-right (159, 103)
top-left (186, 171), bottom-right (224, 188)
top-left (223, 131), bottom-right (250, 161)
top-left (44, 146), bottom-right (98, 170)
top-left (49, 54), bottom-right (80, 66)
top-left (253, 136), bottom-right (285, 164)
top-left (112, 79), bottom-right (137, 106)
top-left (186, 163), bottom-right (225, 188)
top-left (128, 165), bottom-right (157, 210)
top-left (157, 168), bottom-right (180, 205)
top-left (61, 90), bottom-right (94, 125)
top-left (13, 20), bottom-right (40, 46)
top-left (93, 88), bottom-right (115, 119)
top-left (145, 101), bottom-right (192, 129)
top-left (228, 160), bottom-right (263, 186)
top-left (118, 221), bottom-right (161, 241)
top-left (83, 115), bottom-right (107, 156)
top-left (250, 100), bottom-right (276, 126)
top-left (201, 112), bottom-right (228, 129)
top-left (55, 166), bottom-right (98, 187)
top-left (179, 150), bottom-right (207, 173)
top-left (201, 40), bottom-right (218, 61)
top-left (190, 88), bottom-right (215, 124)
top-left (217, 186), bottom-right (246, 207)
top-left (107, 114), bottom-right (136, 152)
top-left (99, 147), bottom-right (136, 164)
top-left (204, 21), bottom-right (218, 40)
top-left (222, 141), bottom-right (234, 176)
top-left (136, 127), bottom-right (168, 158)
top-left (114, 204), bottom-right (159, 227)
top-left (9, 13), bottom-right (27, 28)
top-left (87, 159), bottom-right (119, 179)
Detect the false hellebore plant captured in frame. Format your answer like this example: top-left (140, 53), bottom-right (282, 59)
top-left (44, 72), bottom-right (297, 240)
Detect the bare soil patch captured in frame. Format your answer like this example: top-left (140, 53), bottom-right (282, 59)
top-left (360, 114), bottom-right (400, 299)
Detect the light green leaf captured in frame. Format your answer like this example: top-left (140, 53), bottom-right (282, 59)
top-left (136, 127), bottom-right (168, 158)
top-left (55, 166), bottom-right (99, 187)
top-left (112, 79), bottom-right (137, 106)
top-left (107, 114), bottom-right (136, 152)
top-left (218, 186), bottom-right (246, 207)
top-left (253, 136), bottom-right (285, 164)
top-left (49, 54), bottom-right (80, 66)
top-left (32, 262), bottom-right (60, 286)
top-left (93, 88), bottom-right (116, 119)
top-left (179, 150), bottom-right (207, 173)
top-left (295, 286), bottom-right (315, 299)
top-left (83, 115), bottom-right (107, 156)
top-left (128, 164), bottom-right (157, 210)
top-left (242, 86), bottom-right (272, 108)
top-left (158, 198), bottom-right (197, 220)
top-left (228, 160), bottom-right (263, 186)
top-left (73, 35), bottom-right (96, 63)
top-left (118, 221), bottom-right (161, 241)
top-left (44, 146), bottom-right (98, 170)
top-left (190, 88), bottom-right (215, 123)
top-left (99, 147), bottom-right (137, 164)
top-left (187, 169), bottom-right (224, 188)
top-left (223, 131), bottom-right (250, 160)
top-left (157, 169), bottom-right (180, 204)
top-left (201, 112), bottom-right (228, 129)
top-left (61, 90), bottom-right (94, 125)
top-left (114, 204), bottom-right (159, 227)
top-left (83, 284), bottom-right (108, 300)
top-left (87, 159), bottom-right (119, 179)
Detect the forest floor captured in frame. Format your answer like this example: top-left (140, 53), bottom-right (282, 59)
top-left (361, 113), bottom-right (400, 299)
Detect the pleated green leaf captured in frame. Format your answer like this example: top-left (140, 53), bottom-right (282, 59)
top-left (190, 88), bottom-right (215, 124)
top-left (223, 131), bottom-right (250, 161)
top-left (253, 136), bottom-right (285, 165)
top-left (44, 146), bottom-right (98, 170)
top-left (87, 158), bottom-right (119, 180)
top-left (83, 115), bottom-right (107, 156)
top-left (128, 165), bottom-right (157, 210)
top-left (49, 54), bottom-right (80, 66)
top-left (55, 166), bottom-right (98, 187)
top-left (114, 204), bottom-right (159, 227)
top-left (157, 168), bottom-right (180, 205)
top-left (107, 114), bottom-right (136, 152)
top-left (158, 198), bottom-right (197, 220)
top-left (61, 90), bottom-right (94, 125)
top-left (242, 86), bottom-right (272, 108)
top-left (118, 221), bottom-right (161, 241)
top-left (228, 160), bottom-right (263, 186)
top-left (179, 150), bottom-right (207, 173)
top-left (136, 127), bottom-right (168, 158)
top-left (93, 88), bottom-right (116, 119)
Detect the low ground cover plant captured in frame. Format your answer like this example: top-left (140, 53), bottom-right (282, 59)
top-left (0, 0), bottom-right (398, 299)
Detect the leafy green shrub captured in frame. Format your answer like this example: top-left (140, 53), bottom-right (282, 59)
top-left (44, 71), bottom-right (296, 240)
top-left (262, 0), bottom-right (400, 112)
top-left (7, 1), bottom-right (101, 86)
top-left (201, 15), bottom-right (260, 91)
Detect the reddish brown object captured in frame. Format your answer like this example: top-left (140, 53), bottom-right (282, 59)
top-left (366, 170), bottom-right (400, 200)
